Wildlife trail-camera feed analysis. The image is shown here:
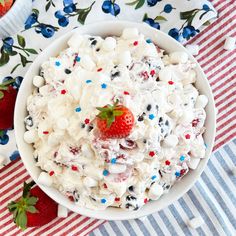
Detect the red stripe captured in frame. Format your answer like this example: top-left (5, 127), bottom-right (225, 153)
top-left (0, 159), bottom-right (20, 174)
top-left (214, 84), bottom-right (235, 100)
top-left (0, 161), bottom-right (24, 180)
top-left (215, 123), bottom-right (236, 140)
top-left (203, 50), bottom-right (235, 75)
top-left (75, 219), bottom-right (101, 236)
top-left (212, 69), bottom-right (236, 91)
top-left (216, 92), bottom-right (236, 108)
top-left (81, 220), bottom-right (105, 236)
top-left (216, 115), bottom-right (236, 131)
top-left (217, 107), bottom-right (235, 123)
top-left (218, 99), bottom-right (236, 114)
top-left (214, 1), bottom-right (226, 9)
top-left (0, 168), bottom-right (26, 190)
top-left (213, 132), bottom-right (236, 151)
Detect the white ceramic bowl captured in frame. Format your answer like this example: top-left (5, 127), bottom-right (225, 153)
top-left (14, 21), bottom-right (216, 220)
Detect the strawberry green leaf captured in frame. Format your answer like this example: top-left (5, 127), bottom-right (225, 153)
top-left (26, 196), bottom-right (38, 205)
top-left (0, 91), bottom-right (4, 99)
top-left (23, 181), bottom-right (35, 198)
top-left (26, 205), bottom-right (37, 213)
top-left (113, 110), bottom-right (123, 116)
top-left (17, 211), bottom-right (27, 230)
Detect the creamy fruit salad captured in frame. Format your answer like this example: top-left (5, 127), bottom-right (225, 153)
top-left (24, 28), bottom-right (208, 211)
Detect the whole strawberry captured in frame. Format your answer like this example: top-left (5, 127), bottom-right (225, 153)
top-left (8, 181), bottom-right (58, 230)
top-left (0, 80), bottom-right (17, 130)
top-left (96, 100), bottom-right (134, 139)
top-left (0, 0), bottom-right (14, 17)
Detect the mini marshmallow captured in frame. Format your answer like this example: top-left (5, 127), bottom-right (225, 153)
top-left (170, 52), bottom-right (188, 64)
top-left (186, 44), bottom-right (199, 56)
top-left (195, 95), bottom-right (208, 108)
top-left (148, 182), bottom-right (163, 200)
top-left (57, 118), bottom-right (69, 129)
top-left (83, 176), bottom-right (98, 187)
top-left (33, 75), bottom-right (45, 88)
top-left (188, 158), bottom-right (200, 170)
top-left (37, 172), bottom-right (53, 187)
top-left (102, 37), bottom-right (116, 51)
top-left (188, 216), bottom-right (204, 229)
top-left (57, 204), bottom-right (68, 218)
top-left (24, 130), bottom-right (38, 144)
top-left (118, 51), bottom-right (132, 66)
top-left (0, 154), bottom-right (6, 166)
top-left (232, 166), bottom-right (236, 176)
top-left (80, 55), bottom-right (95, 71)
top-left (163, 135), bottom-right (179, 147)
top-left (68, 33), bottom-right (83, 51)
top-left (223, 36), bottom-right (235, 51)
top-left (109, 164), bottom-right (127, 174)
top-left (39, 85), bottom-right (49, 96)
top-left (179, 111), bottom-right (194, 123)
top-left (122, 28), bottom-right (139, 39)
top-left (159, 67), bottom-right (172, 81)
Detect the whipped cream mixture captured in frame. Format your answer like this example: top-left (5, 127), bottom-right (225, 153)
top-left (25, 28), bottom-right (208, 211)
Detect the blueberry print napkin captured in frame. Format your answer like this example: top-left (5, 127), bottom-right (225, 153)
top-left (0, 0), bottom-right (217, 167)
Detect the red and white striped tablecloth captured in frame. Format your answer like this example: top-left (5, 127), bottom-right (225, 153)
top-left (0, 0), bottom-right (235, 235)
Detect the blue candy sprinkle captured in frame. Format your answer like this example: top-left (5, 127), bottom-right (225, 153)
top-left (204, 143), bottom-right (208, 148)
top-left (146, 39), bottom-right (152, 44)
top-left (180, 155), bottom-right (185, 161)
top-left (76, 56), bottom-right (81, 62)
top-left (75, 107), bottom-right (81, 112)
top-left (103, 169), bottom-right (109, 176)
top-left (86, 80), bottom-right (92, 84)
top-left (151, 175), bottom-right (157, 180)
top-left (175, 172), bottom-right (180, 177)
top-left (149, 114), bottom-right (155, 120)
top-left (55, 61), bottom-right (61, 66)
top-left (101, 198), bottom-right (107, 204)
top-left (101, 83), bottom-right (107, 89)
top-left (10, 150), bottom-right (20, 161)
top-left (111, 158), bottom-right (117, 164)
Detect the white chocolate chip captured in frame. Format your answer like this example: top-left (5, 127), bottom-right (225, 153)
top-left (179, 111), bottom-right (194, 124)
top-left (33, 75), bottom-right (45, 88)
top-left (109, 164), bottom-right (127, 174)
top-left (195, 95), bottom-right (208, 108)
top-left (185, 44), bottom-right (199, 55)
top-left (37, 172), bottom-right (53, 187)
top-left (188, 158), bottom-right (200, 170)
top-left (80, 55), bottom-right (95, 71)
top-left (223, 36), bottom-right (235, 51)
top-left (170, 51), bottom-right (188, 64)
top-left (83, 176), bottom-right (98, 187)
top-left (163, 135), bottom-right (179, 147)
top-left (159, 67), bottom-right (172, 81)
top-left (122, 28), bottom-right (139, 39)
top-left (118, 51), bottom-right (132, 66)
top-left (102, 37), bottom-right (116, 51)
top-left (57, 204), bottom-right (68, 218)
top-left (24, 130), bottom-right (38, 144)
top-left (148, 182), bottom-right (163, 200)
top-left (188, 216), bottom-right (204, 229)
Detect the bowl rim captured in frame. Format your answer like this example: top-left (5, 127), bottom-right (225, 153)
top-left (14, 20), bottom-right (216, 220)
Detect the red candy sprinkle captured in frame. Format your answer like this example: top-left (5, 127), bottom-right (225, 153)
top-left (84, 118), bottom-right (90, 124)
top-left (103, 183), bottom-right (108, 189)
top-left (124, 91), bottom-right (130, 95)
top-left (180, 169), bottom-right (186, 175)
top-left (43, 131), bottom-right (49, 134)
top-left (185, 134), bottom-right (191, 139)
top-left (133, 41), bottom-right (138, 46)
top-left (165, 160), bottom-right (171, 165)
top-left (68, 196), bottom-right (74, 202)
top-left (115, 197), bottom-right (120, 202)
top-left (61, 89), bottom-right (67, 94)
top-left (97, 68), bottom-right (103, 72)
top-left (144, 198), bottom-right (148, 204)
top-left (150, 70), bottom-right (155, 76)
top-left (168, 81), bottom-right (174, 85)
top-left (49, 171), bottom-right (54, 176)
top-left (71, 165), bottom-right (78, 171)
top-left (149, 151), bottom-right (155, 157)
top-left (192, 119), bottom-right (199, 127)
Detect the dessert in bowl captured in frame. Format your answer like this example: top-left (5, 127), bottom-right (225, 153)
top-left (14, 21), bottom-right (216, 220)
